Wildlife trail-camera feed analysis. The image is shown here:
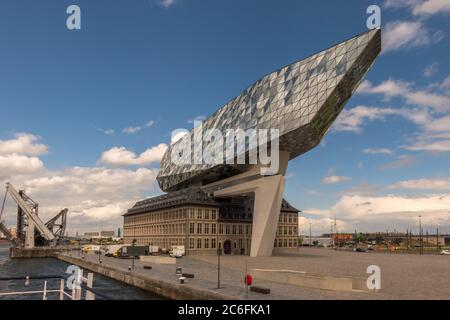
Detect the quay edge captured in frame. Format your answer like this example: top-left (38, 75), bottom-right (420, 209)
top-left (57, 254), bottom-right (241, 300)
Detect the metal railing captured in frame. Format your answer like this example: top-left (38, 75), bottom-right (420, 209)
top-left (0, 273), bottom-right (111, 300)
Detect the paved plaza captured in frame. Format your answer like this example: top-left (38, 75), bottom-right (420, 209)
top-left (65, 248), bottom-right (450, 300)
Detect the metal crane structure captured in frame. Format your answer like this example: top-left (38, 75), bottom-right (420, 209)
top-left (0, 182), bottom-right (69, 248)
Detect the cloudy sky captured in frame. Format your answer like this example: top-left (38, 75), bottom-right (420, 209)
top-left (1, 0), bottom-right (450, 235)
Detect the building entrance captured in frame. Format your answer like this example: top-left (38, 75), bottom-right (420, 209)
top-left (223, 240), bottom-right (232, 255)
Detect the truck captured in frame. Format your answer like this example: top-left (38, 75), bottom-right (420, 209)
top-left (169, 245), bottom-right (185, 258)
top-left (104, 245), bottom-right (123, 257)
top-left (149, 245), bottom-right (159, 255)
top-left (117, 245), bottom-right (149, 258)
top-left (82, 245), bottom-right (100, 254)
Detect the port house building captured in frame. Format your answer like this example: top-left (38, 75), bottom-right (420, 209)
top-left (123, 187), bottom-right (299, 255)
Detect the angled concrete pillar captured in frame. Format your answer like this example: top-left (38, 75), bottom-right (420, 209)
top-left (213, 174), bottom-right (285, 257)
top-left (204, 151), bottom-right (290, 257)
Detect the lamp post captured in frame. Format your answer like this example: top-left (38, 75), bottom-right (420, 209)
top-left (419, 215), bottom-right (422, 255)
top-left (98, 237), bottom-right (102, 263)
top-left (217, 241), bottom-right (222, 289)
top-left (132, 239), bottom-right (137, 270)
top-left (309, 223), bottom-right (312, 248)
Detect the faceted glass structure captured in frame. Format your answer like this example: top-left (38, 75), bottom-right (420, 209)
top-left (158, 29), bottom-right (381, 191)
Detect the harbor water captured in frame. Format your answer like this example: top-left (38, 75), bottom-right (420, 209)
top-left (0, 243), bottom-right (162, 300)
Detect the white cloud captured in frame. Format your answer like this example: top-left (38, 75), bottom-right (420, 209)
top-left (332, 194), bottom-right (450, 230)
top-left (388, 177), bottom-right (450, 190)
top-left (121, 120), bottom-right (155, 134)
top-left (333, 105), bottom-right (427, 132)
top-left (414, 0), bottom-right (450, 15)
top-left (424, 63), bottom-right (439, 77)
top-left (99, 144), bottom-right (168, 167)
top-left (103, 129), bottom-right (115, 136)
top-left (441, 76), bottom-right (450, 90)
top-left (187, 115), bottom-right (206, 125)
top-left (0, 154), bottom-right (44, 179)
top-left (2, 166), bottom-right (160, 232)
top-left (351, 78), bottom-right (450, 153)
top-left (358, 79), bottom-right (450, 112)
top-left (0, 133), bottom-right (48, 156)
top-left (122, 126), bottom-right (142, 134)
top-left (384, 0), bottom-right (421, 9)
top-left (159, 0), bottom-right (176, 8)
top-left (171, 129), bottom-right (189, 145)
top-left (405, 139), bottom-right (450, 152)
top-left (322, 175), bottom-right (351, 185)
top-left (363, 148), bottom-right (393, 155)
top-left (0, 132), bottom-right (163, 233)
top-left (298, 216), bottom-right (351, 236)
top-left (302, 209), bottom-right (332, 216)
top-left (384, 0), bottom-right (450, 16)
top-left (382, 20), bottom-right (444, 53)
top-left (381, 154), bottom-right (416, 169)
top-left (333, 106), bottom-right (395, 132)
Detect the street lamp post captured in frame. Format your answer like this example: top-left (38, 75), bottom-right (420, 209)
top-left (217, 241), bottom-right (222, 289)
top-left (98, 237), bottom-right (102, 263)
top-left (309, 223), bottom-right (312, 248)
top-left (132, 239), bottom-right (136, 270)
top-left (419, 215), bottom-right (422, 255)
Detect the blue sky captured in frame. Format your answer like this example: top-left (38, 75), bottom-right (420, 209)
top-left (1, 0), bottom-right (450, 235)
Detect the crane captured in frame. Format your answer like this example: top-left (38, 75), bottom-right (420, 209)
top-left (0, 183), bottom-right (69, 248)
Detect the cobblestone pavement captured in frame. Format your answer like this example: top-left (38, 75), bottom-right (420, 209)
top-left (69, 248), bottom-right (450, 300)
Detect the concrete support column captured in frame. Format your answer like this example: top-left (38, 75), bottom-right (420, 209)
top-left (213, 174), bottom-right (285, 257)
top-left (25, 219), bottom-right (35, 249)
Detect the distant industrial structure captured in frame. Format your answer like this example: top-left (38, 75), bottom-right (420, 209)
top-left (0, 183), bottom-right (69, 248)
top-left (301, 232), bottom-right (450, 249)
top-left (83, 230), bottom-right (116, 239)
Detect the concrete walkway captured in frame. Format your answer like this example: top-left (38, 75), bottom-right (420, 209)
top-left (59, 248), bottom-right (450, 300)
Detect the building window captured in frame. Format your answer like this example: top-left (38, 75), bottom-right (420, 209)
top-left (204, 238), bottom-right (209, 249)
top-left (211, 238), bottom-right (216, 249)
top-left (219, 224), bottom-right (223, 235)
top-left (197, 223), bottom-right (202, 234)
top-left (211, 224), bottom-right (216, 234)
top-left (239, 225), bottom-right (243, 235)
top-left (204, 223), bottom-right (209, 234)
top-left (225, 225), bottom-right (230, 235)
top-left (197, 209), bottom-right (202, 220)
top-left (190, 223), bottom-right (194, 234)
top-left (189, 238), bottom-right (195, 249)
top-left (212, 211), bottom-right (217, 220)
top-left (204, 209), bottom-right (209, 220)
top-left (197, 238), bottom-right (202, 249)
top-left (232, 225), bottom-right (236, 235)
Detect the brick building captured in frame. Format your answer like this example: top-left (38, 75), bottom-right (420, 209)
top-left (123, 187), bottom-right (299, 255)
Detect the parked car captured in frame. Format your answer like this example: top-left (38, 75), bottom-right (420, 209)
top-left (440, 250), bottom-right (450, 255)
